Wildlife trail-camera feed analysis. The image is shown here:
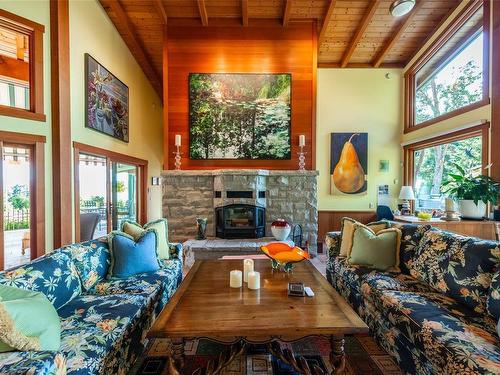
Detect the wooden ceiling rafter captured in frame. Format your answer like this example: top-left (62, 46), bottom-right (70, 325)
top-left (283, 0), bottom-right (292, 27)
top-left (242, 0), bottom-right (248, 26)
top-left (340, 0), bottom-right (382, 68)
top-left (318, 0), bottom-right (337, 47)
top-left (102, 0), bottom-right (162, 97)
top-left (197, 0), bottom-right (209, 26)
top-left (155, 0), bottom-right (168, 25)
top-left (373, 0), bottom-right (424, 68)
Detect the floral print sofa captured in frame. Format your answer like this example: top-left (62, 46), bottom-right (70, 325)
top-left (0, 237), bottom-right (183, 375)
top-left (325, 223), bottom-right (500, 375)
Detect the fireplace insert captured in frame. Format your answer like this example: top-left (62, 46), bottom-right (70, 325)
top-left (215, 204), bottom-right (265, 239)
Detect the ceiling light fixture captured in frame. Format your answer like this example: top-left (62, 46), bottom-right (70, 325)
top-left (390, 0), bottom-right (415, 17)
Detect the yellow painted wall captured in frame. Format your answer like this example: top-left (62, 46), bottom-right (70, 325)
top-left (0, 0), bottom-right (54, 251)
top-left (69, 0), bottom-right (164, 229)
top-left (0, 0), bottom-right (163, 252)
top-left (316, 69), bottom-right (403, 211)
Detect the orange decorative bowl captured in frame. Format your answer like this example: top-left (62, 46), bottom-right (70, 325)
top-left (260, 242), bottom-right (310, 272)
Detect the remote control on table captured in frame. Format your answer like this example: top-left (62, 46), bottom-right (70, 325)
top-left (304, 287), bottom-right (314, 297)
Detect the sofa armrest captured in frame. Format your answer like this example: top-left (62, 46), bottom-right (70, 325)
top-left (168, 242), bottom-right (183, 264)
top-left (325, 231), bottom-right (341, 260)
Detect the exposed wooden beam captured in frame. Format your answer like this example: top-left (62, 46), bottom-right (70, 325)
top-left (318, 0), bottom-right (337, 45)
top-left (372, 0), bottom-right (423, 68)
top-left (340, 0), bottom-right (381, 68)
top-left (242, 0), bottom-right (248, 26)
top-left (50, 0), bottom-right (72, 247)
top-left (197, 0), bottom-right (208, 26)
top-left (103, 0), bottom-right (162, 97)
top-left (155, 0), bottom-right (168, 25)
top-left (283, 0), bottom-right (292, 27)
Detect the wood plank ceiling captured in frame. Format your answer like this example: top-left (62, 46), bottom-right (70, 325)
top-left (99, 0), bottom-right (460, 98)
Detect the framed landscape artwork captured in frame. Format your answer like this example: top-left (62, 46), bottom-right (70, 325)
top-left (85, 53), bottom-right (129, 142)
top-left (330, 132), bottom-right (368, 195)
top-left (189, 73), bottom-right (291, 160)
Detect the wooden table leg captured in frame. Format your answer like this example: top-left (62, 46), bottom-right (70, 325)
top-left (165, 337), bottom-right (185, 374)
top-left (329, 335), bottom-right (345, 375)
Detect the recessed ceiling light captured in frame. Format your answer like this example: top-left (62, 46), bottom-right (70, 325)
top-left (390, 0), bottom-right (416, 17)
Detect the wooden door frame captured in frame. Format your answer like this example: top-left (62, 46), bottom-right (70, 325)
top-left (73, 142), bottom-right (148, 243)
top-left (0, 130), bottom-right (46, 270)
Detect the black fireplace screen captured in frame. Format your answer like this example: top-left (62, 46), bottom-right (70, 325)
top-left (215, 204), bottom-right (265, 239)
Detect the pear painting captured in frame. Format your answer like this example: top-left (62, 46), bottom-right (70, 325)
top-left (330, 133), bottom-right (367, 195)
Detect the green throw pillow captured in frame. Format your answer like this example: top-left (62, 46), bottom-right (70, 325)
top-left (348, 224), bottom-right (402, 271)
top-left (0, 285), bottom-right (61, 352)
top-left (122, 219), bottom-right (170, 260)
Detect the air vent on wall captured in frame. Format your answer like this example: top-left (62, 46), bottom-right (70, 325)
top-left (227, 191), bottom-right (253, 199)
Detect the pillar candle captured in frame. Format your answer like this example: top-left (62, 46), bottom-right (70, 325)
top-left (445, 198), bottom-right (454, 212)
top-left (247, 271), bottom-right (260, 290)
top-left (299, 135), bottom-right (305, 147)
top-left (243, 259), bottom-right (254, 283)
top-left (175, 134), bottom-right (181, 146)
top-left (229, 270), bottom-right (242, 288)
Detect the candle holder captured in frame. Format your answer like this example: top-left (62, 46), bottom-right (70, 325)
top-left (173, 145), bottom-right (182, 170)
top-left (297, 145), bottom-right (306, 171)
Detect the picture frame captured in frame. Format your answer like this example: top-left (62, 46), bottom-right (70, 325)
top-left (85, 53), bottom-right (129, 142)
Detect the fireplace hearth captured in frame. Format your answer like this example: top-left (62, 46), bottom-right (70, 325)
top-left (215, 204), bottom-right (265, 239)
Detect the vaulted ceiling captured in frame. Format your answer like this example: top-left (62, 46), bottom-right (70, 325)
top-left (99, 0), bottom-right (460, 98)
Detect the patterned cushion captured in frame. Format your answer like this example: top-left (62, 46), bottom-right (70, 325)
top-left (0, 351), bottom-right (66, 375)
top-left (61, 238), bottom-right (110, 292)
top-left (360, 281), bottom-right (500, 374)
top-left (409, 229), bottom-right (500, 313)
top-left (487, 268), bottom-right (500, 321)
top-left (0, 251), bottom-right (81, 310)
top-left (390, 223), bottom-right (432, 275)
top-left (57, 293), bottom-right (151, 375)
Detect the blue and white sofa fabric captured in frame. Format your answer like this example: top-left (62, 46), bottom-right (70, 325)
top-left (326, 223), bottom-right (500, 375)
top-left (0, 237), bottom-right (183, 375)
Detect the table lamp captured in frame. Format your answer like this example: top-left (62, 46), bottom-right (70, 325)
top-left (399, 186), bottom-right (415, 215)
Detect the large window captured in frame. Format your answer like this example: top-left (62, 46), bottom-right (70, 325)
top-left (405, 0), bottom-right (488, 132)
top-left (403, 124), bottom-right (488, 212)
top-left (0, 9), bottom-right (45, 121)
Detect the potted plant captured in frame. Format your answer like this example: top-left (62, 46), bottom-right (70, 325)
top-left (441, 163), bottom-right (499, 219)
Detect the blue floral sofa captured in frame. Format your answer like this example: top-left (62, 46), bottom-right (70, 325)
top-left (0, 237), bottom-right (183, 375)
top-left (326, 223), bottom-right (500, 375)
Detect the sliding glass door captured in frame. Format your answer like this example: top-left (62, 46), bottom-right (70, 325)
top-left (110, 162), bottom-right (137, 231)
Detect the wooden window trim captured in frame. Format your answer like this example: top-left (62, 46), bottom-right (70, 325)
top-left (73, 142), bottom-right (148, 242)
top-left (403, 122), bottom-right (490, 187)
top-left (404, 0), bottom-right (489, 134)
top-left (0, 130), bottom-right (46, 270)
top-left (0, 9), bottom-right (45, 122)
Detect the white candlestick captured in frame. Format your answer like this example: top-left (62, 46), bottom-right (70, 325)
top-left (299, 134), bottom-right (305, 147)
top-left (247, 271), bottom-right (260, 290)
top-left (175, 134), bottom-right (181, 146)
top-left (229, 270), bottom-right (242, 288)
top-left (243, 259), bottom-right (254, 283)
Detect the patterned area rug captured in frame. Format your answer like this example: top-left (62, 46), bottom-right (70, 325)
top-left (132, 335), bottom-right (402, 375)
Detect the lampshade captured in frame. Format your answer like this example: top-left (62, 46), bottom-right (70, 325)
top-left (399, 186), bottom-right (415, 200)
top-left (390, 0), bottom-right (415, 17)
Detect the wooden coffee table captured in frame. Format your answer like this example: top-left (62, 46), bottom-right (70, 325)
top-left (148, 259), bottom-right (368, 374)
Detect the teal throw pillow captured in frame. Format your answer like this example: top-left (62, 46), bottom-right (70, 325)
top-left (122, 219), bottom-right (170, 259)
top-left (108, 230), bottom-right (160, 279)
top-left (0, 284), bottom-right (61, 352)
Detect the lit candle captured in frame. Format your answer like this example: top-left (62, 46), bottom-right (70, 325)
top-left (445, 198), bottom-right (455, 212)
top-left (229, 270), bottom-right (242, 288)
top-left (299, 135), bottom-right (305, 147)
top-left (243, 259), bottom-right (254, 283)
top-left (175, 134), bottom-right (181, 147)
top-left (247, 271), bottom-right (260, 290)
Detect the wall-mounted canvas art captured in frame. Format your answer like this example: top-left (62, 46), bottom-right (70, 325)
top-left (330, 133), bottom-right (368, 195)
top-left (85, 54), bottom-right (129, 142)
top-left (189, 73), bottom-right (291, 160)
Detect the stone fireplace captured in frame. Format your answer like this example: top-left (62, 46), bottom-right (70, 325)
top-left (162, 169), bottom-right (318, 253)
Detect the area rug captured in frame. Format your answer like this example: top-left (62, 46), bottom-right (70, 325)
top-left (133, 335), bottom-right (402, 375)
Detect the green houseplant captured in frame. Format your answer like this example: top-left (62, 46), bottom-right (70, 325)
top-left (441, 163), bottom-right (499, 219)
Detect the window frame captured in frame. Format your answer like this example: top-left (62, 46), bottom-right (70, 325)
top-left (402, 122), bottom-right (490, 203)
top-left (0, 9), bottom-right (45, 122)
top-left (404, 0), bottom-right (490, 134)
